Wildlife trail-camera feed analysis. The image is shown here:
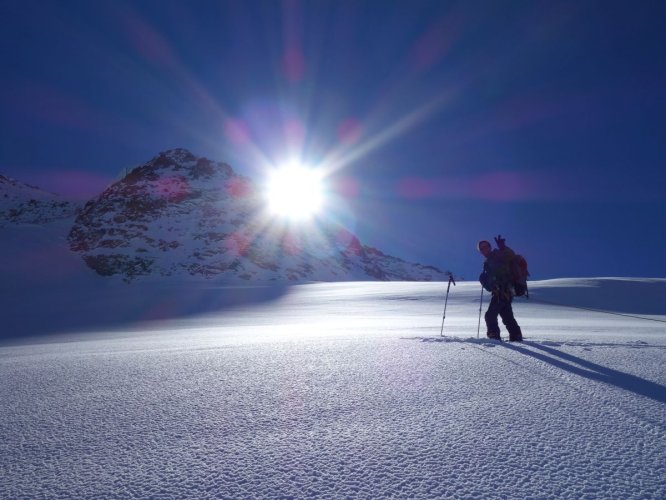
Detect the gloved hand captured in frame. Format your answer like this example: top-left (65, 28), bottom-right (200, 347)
top-left (494, 234), bottom-right (506, 249)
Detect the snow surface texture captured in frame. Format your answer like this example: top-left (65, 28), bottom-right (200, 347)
top-left (1, 279), bottom-right (665, 498)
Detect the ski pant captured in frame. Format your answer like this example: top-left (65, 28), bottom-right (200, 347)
top-left (485, 292), bottom-right (523, 340)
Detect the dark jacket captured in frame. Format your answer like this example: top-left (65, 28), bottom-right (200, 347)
top-left (480, 246), bottom-right (516, 293)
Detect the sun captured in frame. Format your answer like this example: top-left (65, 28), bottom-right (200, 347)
top-left (265, 163), bottom-right (325, 220)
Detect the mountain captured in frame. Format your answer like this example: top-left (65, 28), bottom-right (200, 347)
top-left (0, 174), bottom-right (79, 226)
top-left (64, 149), bottom-right (448, 282)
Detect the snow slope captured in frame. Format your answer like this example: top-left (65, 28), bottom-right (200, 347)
top-left (2, 172), bottom-right (665, 497)
top-left (1, 278), bottom-right (665, 498)
top-left (0, 174), bottom-right (79, 226)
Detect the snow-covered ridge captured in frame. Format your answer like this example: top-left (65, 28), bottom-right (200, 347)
top-left (66, 148), bottom-right (449, 282)
top-left (528, 277), bottom-right (666, 315)
top-left (1, 150), bottom-right (447, 282)
top-left (0, 174), bottom-right (79, 225)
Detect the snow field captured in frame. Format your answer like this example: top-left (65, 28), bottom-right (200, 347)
top-left (1, 281), bottom-right (665, 498)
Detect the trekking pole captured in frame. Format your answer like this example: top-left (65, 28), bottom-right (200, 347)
top-left (477, 286), bottom-right (484, 339)
top-left (439, 274), bottom-right (456, 337)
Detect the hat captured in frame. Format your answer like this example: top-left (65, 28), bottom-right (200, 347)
top-left (477, 240), bottom-right (491, 251)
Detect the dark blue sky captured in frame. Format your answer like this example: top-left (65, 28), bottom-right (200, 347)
top-left (2, 0), bottom-right (664, 279)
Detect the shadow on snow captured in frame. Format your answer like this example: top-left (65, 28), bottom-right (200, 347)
top-left (2, 281), bottom-right (291, 342)
top-left (409, 336), bottom-right (666, 405)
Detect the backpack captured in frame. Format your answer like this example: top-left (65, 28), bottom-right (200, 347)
top-left (511, 254), bottom-right (530, 297)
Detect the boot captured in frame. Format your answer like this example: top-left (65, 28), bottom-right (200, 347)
top-left (508, 325), bottom-right (523, 342)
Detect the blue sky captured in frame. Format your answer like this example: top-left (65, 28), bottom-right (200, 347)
top-left (1, 0), bottom-right (664, 279)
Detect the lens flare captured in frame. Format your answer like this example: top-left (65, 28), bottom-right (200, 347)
top-left (266, 163), bottom-right (324, 220)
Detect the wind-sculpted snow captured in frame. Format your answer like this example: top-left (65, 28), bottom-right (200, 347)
top-left (1, 281), bottom-right (665, 498)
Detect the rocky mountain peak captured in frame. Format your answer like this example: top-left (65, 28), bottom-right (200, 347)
top-left (1, 151), bottom-right (448, 283)
top-left (66, 150), bottom-right (448, 282)
top-left (115, 149), bottom-right (236, 191)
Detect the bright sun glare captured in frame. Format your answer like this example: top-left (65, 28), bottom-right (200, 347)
top-left (266, 163), bottom-right (325, 220)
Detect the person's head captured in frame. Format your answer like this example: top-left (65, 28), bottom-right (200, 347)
top-left (477, 240), bottom-right (492, 257)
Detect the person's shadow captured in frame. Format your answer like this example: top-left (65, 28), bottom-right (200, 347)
top-left (413, 336), bottom-right (666, 405)
top-left (503, 341), bottom-right (666, 404)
